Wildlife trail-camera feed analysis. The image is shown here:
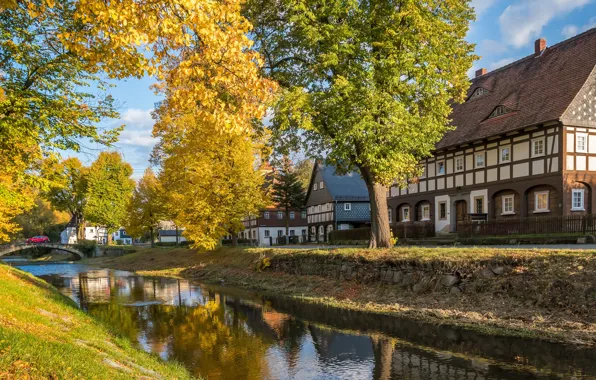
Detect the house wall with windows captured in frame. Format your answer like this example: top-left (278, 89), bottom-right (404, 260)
top-left (388, 124), bottom-right (563, 233)
top-left (241, 208), bottom-right (307, 246)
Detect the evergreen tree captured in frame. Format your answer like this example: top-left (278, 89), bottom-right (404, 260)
top-left (271, 157), bottom-right (306, 237)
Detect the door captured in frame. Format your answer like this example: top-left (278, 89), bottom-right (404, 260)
top-left (455, 200), bottom-right (468, 230)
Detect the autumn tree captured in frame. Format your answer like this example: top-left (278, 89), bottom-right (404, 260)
top-left (11, 197), bottom-right (70, 241)
top-left (0, 1), bottom-right (121, 239)
top-left (125, 168), bottom-right (164, 246)
top-left (154, 112), bottom-right (267, 250)
top-left (271, 157), bottom-right (306, 236)
top-left (42, 157), bottom-right (89, 238)
top-left (85, 152), bottom-right (135, 238)
top-left (247, 0), bottom-right (477, 247)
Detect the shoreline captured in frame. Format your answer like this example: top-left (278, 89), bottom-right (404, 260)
top-left (83, 246), bottom-right (596, 347)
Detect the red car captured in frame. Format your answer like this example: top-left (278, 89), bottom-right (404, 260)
top-left (26, 236), bottom-right (50, 244)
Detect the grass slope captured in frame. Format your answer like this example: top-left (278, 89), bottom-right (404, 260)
top-left (0, 264), bottom-right (192, 379)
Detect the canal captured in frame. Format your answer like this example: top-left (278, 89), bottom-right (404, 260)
top-left (8, 260), bottom-right (596, 379)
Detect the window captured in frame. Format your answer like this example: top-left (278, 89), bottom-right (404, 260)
top-left (533, 138), bottom-right (545, 157)
top-left (470, 87), bottom-right (488, 99)
top-left (264, 230), bottom-right (270, 237)
top-left (387, 208), bottom-right (392, 222)
top-left (572, 189), bottom-right (585, 211)
top-left (455, 157), bottom-right (464, 172)
top-left (576, 133), bottom-right (587, 153)
top-left (475, 197), bottom-right (484, 213)
top-left (319, 181), bottom-right (324, 189)
top-left (302, 229), bottom-right (307, 236)
top-left (421, 204), bottom-right (430, 221)
top-left (502, 195), bottom-right (515, 215)
top-left (290, 230), bottom-right (295, 236)
top-left (310, 226), bottom-right (316, 235)
top-left (419, 164), bottom-right (426, 178)
top-left (437, 161), bottom-right (445, 175)
top-left (264, 212), bottom-right (270, 219)
top-left (500, 146), bottom-right (511, 163)
top-left (252, 230), bottom-right (256, 239)
top-left (313, 183), bottom-right (318, 191)
top-left (317, 205), bottom-right (321, 213)
top-left (277, 211), bottom-right (283, 219)
top-left (439, 202), bottom-right (447, 220)
top-left (534, 191), bottom-right (550, 212)
top-left (489, 105), bottom-right (512, 119)
top-left (289, 211), bottom-right (295, 219)
top-left (402, 206), bottom-right (410, 222)
top-left (475, 153), bottom-right (485, 168)
top-left (301, 211), bottom-right (307, 219)
top-left (277, 230), bottom-right (283, 237)
top-left (344, 203), bottom-right (352, 211)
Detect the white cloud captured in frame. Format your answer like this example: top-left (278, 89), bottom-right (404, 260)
top-left (499, 0), bottom-right (592, 48)
top-left (471, 0), bottom-right (499, 17)
top-left (490, 57), bottom-right (516, 70)
top-left (562, 17), bottom-right (596, 39)
top-left (114, 108), bottom-right (156, 147)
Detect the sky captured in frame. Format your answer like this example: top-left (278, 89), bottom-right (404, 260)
top-left (67, 0), bottom-right (596, 179)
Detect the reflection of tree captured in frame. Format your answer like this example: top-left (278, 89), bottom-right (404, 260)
top-left (88, 297), bottom-right (274, 379)
top-left (371, 335), bottom-right (395, 380)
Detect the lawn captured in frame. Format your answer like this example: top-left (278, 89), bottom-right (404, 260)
top-left (0, 263), bottom-right (192, 379)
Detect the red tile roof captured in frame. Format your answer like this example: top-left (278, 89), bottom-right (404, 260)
top-left (437, 28), bottom-right (596, 150)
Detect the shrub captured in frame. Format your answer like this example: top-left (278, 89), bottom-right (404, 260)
top-left (115, 240), bottom-right (125, 246)
top-left (73, 240), bottom-right (97, 258)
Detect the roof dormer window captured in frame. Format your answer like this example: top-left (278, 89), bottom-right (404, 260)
top-left (488, 105), bottom-right (512, 119)
top-left (469, 87), bottom-right (488, 100)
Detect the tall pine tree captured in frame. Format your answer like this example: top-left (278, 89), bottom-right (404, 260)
top-left (271, 157), bottom-right (306, 237)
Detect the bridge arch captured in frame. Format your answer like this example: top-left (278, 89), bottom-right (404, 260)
top-left (0, 244), bottom-right (85, 259)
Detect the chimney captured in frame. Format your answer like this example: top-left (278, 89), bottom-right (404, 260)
top-left (475, 68), bottom-right (487, 78)
top-left (535, 38), bottom-right (546, 56)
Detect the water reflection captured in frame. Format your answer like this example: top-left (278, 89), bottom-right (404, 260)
top-left (15, 263), bottom-right (596, 380)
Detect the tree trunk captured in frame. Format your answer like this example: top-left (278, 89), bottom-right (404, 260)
top-left (231, 233), bottom-right (238, 247)
top-left (175, 225), bottom-right (179, 246)
top-left (149, 227), bottom-right (154, 248)
top-left (359, 166), bottom-right (392, 248)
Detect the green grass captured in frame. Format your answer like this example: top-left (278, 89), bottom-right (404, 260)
top-left (0, 264), bottom-right (193, 379)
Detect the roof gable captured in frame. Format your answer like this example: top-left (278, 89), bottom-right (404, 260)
top-left (320, 165), bottom-right (369, 201)
top-left (438, 28), bottom-right (596, 149)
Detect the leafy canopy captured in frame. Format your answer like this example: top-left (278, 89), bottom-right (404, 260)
top-left (85, 152), bottom-right (135, 233)
top-left (125, 168), bottom-right (164, 240)
top-left (154, 112), bottom-right (268, 250)
top-left (248, 0), bottom-right (477, 185)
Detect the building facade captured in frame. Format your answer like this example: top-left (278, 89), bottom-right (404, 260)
top-left (305, 164), bottom-right (371, 241)
top-left (242, 208), bottom-right (308, 246)
top-left (158, 229), bottom-right (188, 243)
top-left (388, 31), bottom-right (596, 235)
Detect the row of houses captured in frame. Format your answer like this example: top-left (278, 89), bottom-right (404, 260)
top-left (60, 220), bottom-right (187, 245)
top-left (243, 30), bottom-right (596, 245)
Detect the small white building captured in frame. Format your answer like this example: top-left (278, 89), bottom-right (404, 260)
top-left (158, 229), bottom-right (187, 243)
top-left (84, 226), bottom-right (108, 244)
top-left (60, 226), bottom-right (77, 244)
top-left (112, 228), bottom-right (133, 245)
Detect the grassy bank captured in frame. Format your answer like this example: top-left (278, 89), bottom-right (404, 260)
top-left (85, 246), bottom-right (596, 346)
top-left (0, 264), bottom-right (192, 379)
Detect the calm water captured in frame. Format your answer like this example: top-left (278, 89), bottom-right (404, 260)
top-left (10, 260), bottom-right (596, 379)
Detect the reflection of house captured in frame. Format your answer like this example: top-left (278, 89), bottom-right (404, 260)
top-left (305, 163), bottom-right (370, 242)
top-left (158, 229), bottom-right (187, 243)
top-left (112, 228), bottom-right (133, 245)
top-left (388, 32), bottom-right (596, 235)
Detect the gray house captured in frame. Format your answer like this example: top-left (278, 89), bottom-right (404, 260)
top-left (305, 163), bottom-right (370, 241)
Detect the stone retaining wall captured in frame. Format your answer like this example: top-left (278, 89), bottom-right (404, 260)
top-left (269, 254), bottom-right (507, 295)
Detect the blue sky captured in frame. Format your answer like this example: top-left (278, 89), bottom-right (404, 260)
top-left (68, 0), bottom-right (596, 179)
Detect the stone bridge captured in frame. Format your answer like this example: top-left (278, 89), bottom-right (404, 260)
top-left (0, 243), bottom-right (85, 259)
